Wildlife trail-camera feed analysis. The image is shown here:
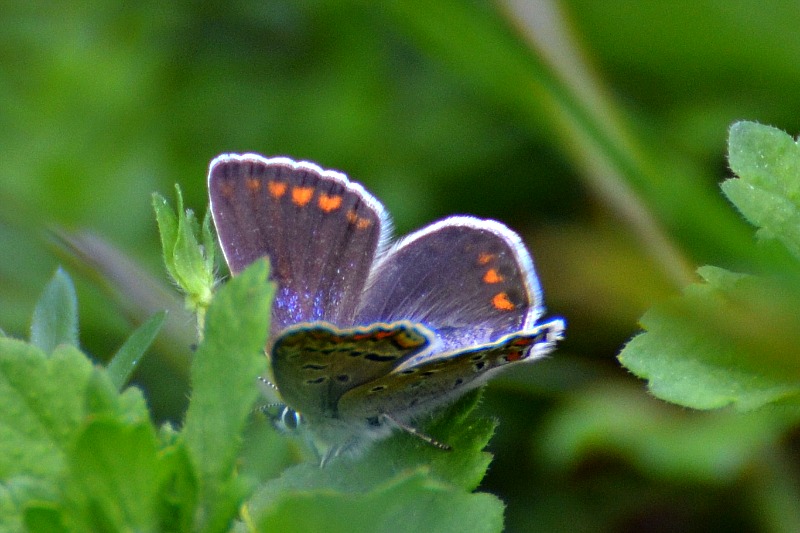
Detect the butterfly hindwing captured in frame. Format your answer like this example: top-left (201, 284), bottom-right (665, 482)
top-left (356, 217), bottom-right (543, 352)
top-left (337, 319), bottom-right (564, 421)
top-left (209, 154), bottom-right (388, 335)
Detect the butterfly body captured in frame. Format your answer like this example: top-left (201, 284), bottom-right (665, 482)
top-left (209, 153), bottom-right (565, 460)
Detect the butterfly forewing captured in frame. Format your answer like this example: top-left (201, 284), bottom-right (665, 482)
top-left (209, 154), bottom-right (388, 335)
top-left (271, 321), bottom-right (435, 420)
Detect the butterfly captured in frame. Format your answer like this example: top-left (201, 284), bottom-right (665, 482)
top-left (208, 153), bottom-right (564, 463)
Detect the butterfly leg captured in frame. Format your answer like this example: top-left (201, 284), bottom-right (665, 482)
top-left (379, 414), bottom-right (452, 451)
top-left (319, 446), bottom-right (343, 468)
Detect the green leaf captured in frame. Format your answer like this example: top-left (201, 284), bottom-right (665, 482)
top-left (152, 186), bottom-right (216, 328)
top-left (273, 391), bottom-right (491, 490)
top-left (255, 472), bottom-right (504, 533)
top-left (22, 504), bottom-right (67, 533)
top-left (84, 368), bottom-right (151, 423)
top-left (725, 121), bottom-right (800, 260)
top-left (619, 265), bottom-right (800, 410)
top-left (182, 259), bottom-right (273, 531)
top-left (0, 337), bottom-right (155, 530)
top-left (357, 389), bottom-right (496, 491)
top-left (151, 192), bottom-right (180, 285)
top-left (30, 268), bottom-right (78, 353)
top-left (3, 478), bottom-right (61, 533)
top-left (157, 439), bottom-right (198, 533)
top-left (106, 311), bottom-right (166, 390)
top-left (244, 390), bottom-right (498, 530)
top-left (174, 201), bottom-right (211, 297)
top-left (621, 122), bottom-right (800, 412)
top-left (0, 340), bottom-right (94, 481)
top-left (201, 209), bottom-right (217, 274)
top-left (61, 420), bottom-right (161, 533)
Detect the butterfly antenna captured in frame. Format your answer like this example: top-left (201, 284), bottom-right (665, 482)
top-left (257, 376), bottom-right (279, 391)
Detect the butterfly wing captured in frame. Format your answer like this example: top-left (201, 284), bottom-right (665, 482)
top-left (337, 319), bottom-right (564, 421)
top-left (355, 216), bottom-right (544, 352)
top-left (271, 321), bottom-right (435, 420)
top-left (209, 154), bottom-right (389, 335)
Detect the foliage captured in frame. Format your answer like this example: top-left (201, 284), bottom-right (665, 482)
top-left (620, 123), bottom-right (800, 411)
top-left (0, 200), bottom-right (501, 532)
top-left (152, 186), bottom-right (217, 334)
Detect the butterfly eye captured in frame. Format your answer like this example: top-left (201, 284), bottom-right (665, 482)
top-left (278, 407), bottom-right (302, 430)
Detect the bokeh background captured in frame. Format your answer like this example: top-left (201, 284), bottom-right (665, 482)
top-left (2, 2), bottom-right (800, 531)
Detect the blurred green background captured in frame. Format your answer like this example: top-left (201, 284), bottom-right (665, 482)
top-left (2, 1), bottom-right (800, 531)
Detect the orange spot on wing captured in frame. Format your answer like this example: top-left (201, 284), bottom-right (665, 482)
top-left (352, 330), bottom-right (392, 341)
top-left (478, 252), bottom-right (495, 265)
top-left (292, 186), bottom-right (314, 206)
top-left (219, 182), bottom-right (234, 198)
top-left (318, 193), bottom-right (342, 212)
top-left (347, 210), bottom-right (372, 229)
top-left (267, 181), bottom-right (287, 198)
top-left (483, 268), bottom-right (504, 284)
top-left (246, 177), bottom-right (261, 192)
top-left (492, 292), bottom-right (515, 311)
top-left (505, 350), bottom-right (525, 362)
top-left (395, 332), bottom-right (424, 349)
